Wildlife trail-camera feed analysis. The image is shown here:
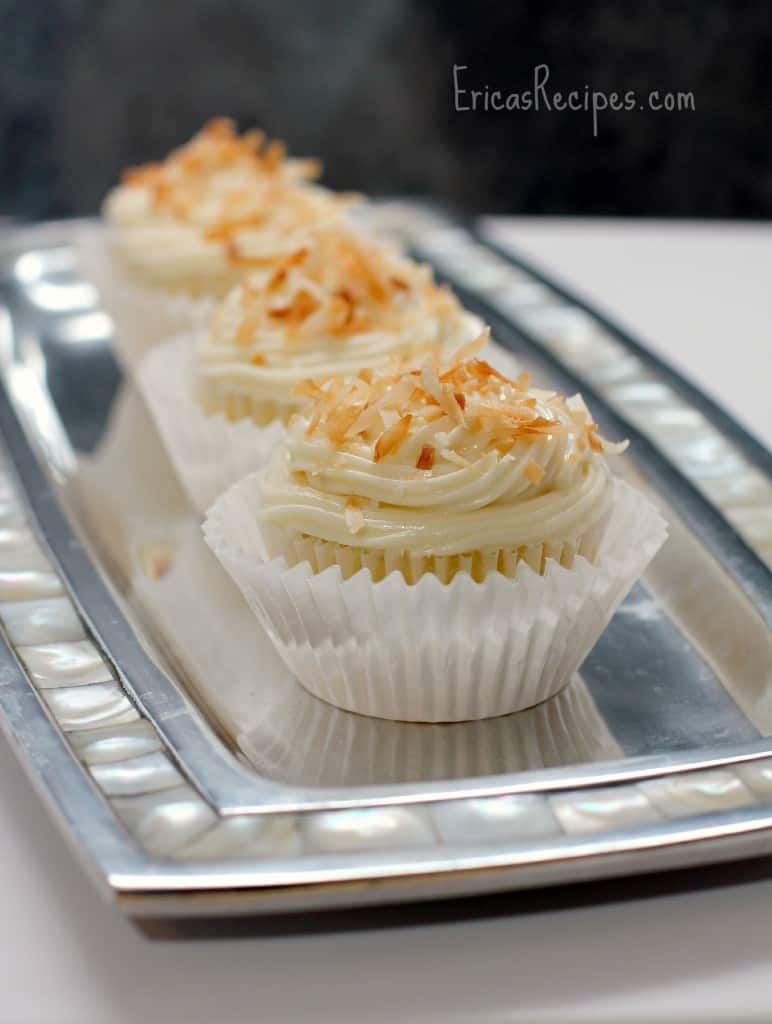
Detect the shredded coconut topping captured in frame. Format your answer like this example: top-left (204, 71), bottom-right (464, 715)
top-left (208, 228), bottom-right (462, 349)
top-left (118, 118), bottom-right (352, 264)
top-left (293, 332), bottom-right (628, 468)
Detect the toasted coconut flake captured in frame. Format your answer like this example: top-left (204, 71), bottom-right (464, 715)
top-left (263, 139), bottom-right (286, 170)
top-left (494, 436), bottom-right (517, 456)
top-left (449, 328), bottom-right (490, 367)
top-left (268, 288), bottom-right (319, 323)
top-left (566, 393), bottom-right (591, 421)
top-left (374, 414), bottom-right (412, 462)
top-left (416, 445), bottom-right (436, 471)
top-left (293, 379), bottom-right (324, 400)
top-left (420, 365), bottom-right (443, 404)
top-left (347, 402), bottom-right (384, 438)
top-left (326, 405), bottom-right (364, 444)
top-left (600, 438), bottom-right (630, 455)
top-left (225, 240), bottom-right (276, 267)
top-left (587, 430), bottom-right (604, 453)
top-left (304, 405), bottom-right (325, 437)
top-left (266, 267), bottom-right (287, 293)
top-left (471, 358), bottom-right (509, 382)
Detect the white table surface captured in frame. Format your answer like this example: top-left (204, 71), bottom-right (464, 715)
top-left (1, 218), bottom-right (771, 1024)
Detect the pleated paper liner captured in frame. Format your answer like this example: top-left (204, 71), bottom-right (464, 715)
top-left (76, 225), bottom-right (219, 372)
top-left (138, 331), bottom-right (285, 515)
top-left (265, 510), bottom-right (610, 584)
top-left (204, 475), bottom-right (668, 722)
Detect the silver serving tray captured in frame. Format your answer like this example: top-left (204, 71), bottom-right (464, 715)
top-left (0, 205), bottom-right (771, 918)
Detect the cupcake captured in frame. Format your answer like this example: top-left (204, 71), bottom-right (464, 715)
top-left (195, 225), bottom-right (484, 426)
top-left (139, 225), bottom-right (485, 512)
top-left (205, 345), bottom-right (667, 722)
top-left (79, 117), bottom-right (351, 367)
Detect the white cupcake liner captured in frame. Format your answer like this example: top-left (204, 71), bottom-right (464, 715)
top-left (266, 523), bottom-right (607, 583)
top-left (203, 475), bottom-right (667, 722)
top-left (76, 225), bottom-right (218, 373)
top-left (137, 331), bottom-right (285, 515)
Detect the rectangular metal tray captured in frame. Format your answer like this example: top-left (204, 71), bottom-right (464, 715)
top-left (0, 204), bottom-right (771, 917)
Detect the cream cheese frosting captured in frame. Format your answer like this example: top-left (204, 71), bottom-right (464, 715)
top-left (259, 338), bottom-right (628, 558)
top-left (195, 227), bottom-right (483, 421)
top-left (104, 118), bottom-right (350, 292)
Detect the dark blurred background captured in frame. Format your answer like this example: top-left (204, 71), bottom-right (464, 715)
top-left (1, 0), bottom-right (770, 220)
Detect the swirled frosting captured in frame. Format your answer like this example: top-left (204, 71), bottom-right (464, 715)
top-left (259, 341), bottom-right (628, 556)
top-left (104, 118), bottom-right (349, 292)
top-left (196, 227), bottom-right (482, 417)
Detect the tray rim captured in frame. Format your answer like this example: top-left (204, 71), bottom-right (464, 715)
top-left (1, 210), bottom-right (772, 915)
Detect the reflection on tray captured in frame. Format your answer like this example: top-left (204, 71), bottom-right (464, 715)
top-left (134, 513), bottom-right (621, 786)
top-left (72, 383), bottom-right (621, 787)
top-left (240, 675), bottom-right (621, 786)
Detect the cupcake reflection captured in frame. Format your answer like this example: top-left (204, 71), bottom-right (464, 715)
top-left (238, 674), bottom-right (621, 787)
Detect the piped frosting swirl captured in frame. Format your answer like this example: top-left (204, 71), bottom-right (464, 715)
top-left (259, 337), bottom-right (628, 557)
top-left (196, 227), bottom-right (482, 420)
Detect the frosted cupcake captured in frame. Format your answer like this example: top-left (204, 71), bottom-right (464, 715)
top-left (205, 346), bottom-right (667, 721)
top-left (258, 340), bottom-right (617, 580)
top-left (139, 225), bottom-right (484, 511)
top-left (80, 118), bottom-right (350, 367)
top-left (194, 226), bottom-right (484, 426)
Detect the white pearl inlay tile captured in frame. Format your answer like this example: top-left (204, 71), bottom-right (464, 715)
top-left (112, 786), bottom-right (217, 857)
top-left (0, 568), bottom-right (63, 602)
top-left (551, 786), bottom-right (663, 835)
top-left (18, 639), bottom-right (113, 688)
top-left (41, 681), bottom-right (139, 731)
top-left (68, 720), bottom-right (163, 765)
top-left (432, 795), bottom-right (560, 845)
top-left (89, 751), bottom-right (183, 797)
top-left (0, 596), bottom-right (85, 646)
top-left (302, 807), bottom-right (436, 853)
top-left (0, 494), bottom-right (25, 528)
top-left (0, 527), bottom-right (50, 571)
top-left (639, 770), bottom-right (756, 819)
top-left (735, 759), bottom-right (772, 799)
top-left (174, 814), bottom-right (303, 861)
